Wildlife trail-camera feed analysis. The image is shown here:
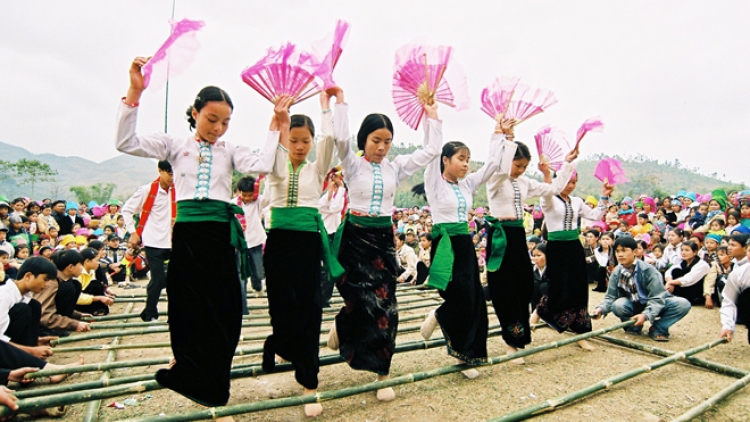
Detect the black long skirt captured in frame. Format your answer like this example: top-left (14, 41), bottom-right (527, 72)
top-left (536, 239), bottom-right (592, 334)
top-left (157, 221), bottom-right (242, 407)
top-left (486, 225), bottom-right (533, 349)
top-left (335, 220), bottom-right (399, 375)
top-left (431, 234), bottom-right (488, 365)
top-left (263, 229), bottom-right (323, 390)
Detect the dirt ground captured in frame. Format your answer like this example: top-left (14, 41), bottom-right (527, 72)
top-left (11, 283), bottom-right (750, 422)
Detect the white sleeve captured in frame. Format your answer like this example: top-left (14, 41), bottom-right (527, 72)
top-left (720, 267), bottom-right (748, 331)
top-left (333, 103), bottom-right (359, 176)
top-left (464, 134), bottom-right (514, 193)
top-left (393, 118), bottom-right (442, 183)
top-left (232, 131), bottom-right (281, 175)
top-left (314, 110), bottom-right (336, 176)
top-left (675, 260), bottom-right (710, 287)
top-left (115, 102), bottom-right (173, 160)
top-left (0, 295), bottom-right (13, 342)
top-left (578, 197), bottom-right (607, 221)
top-left (526, 162), bottom-right (575, 199)
top-left (121, 186), bottom-right (148, 234)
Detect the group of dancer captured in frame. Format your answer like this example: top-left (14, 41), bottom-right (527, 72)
top-left (116, 55), bottom-right (613, 417)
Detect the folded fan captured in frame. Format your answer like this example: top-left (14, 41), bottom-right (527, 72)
top-left (480, 76), bottom-right (521, 121)
top-left (594, 157), bottom-right (629, 185)
top-left (310, 19), bottom-right (351, 89)
top-left (392, 43), bottom-right (469, 130)
top-left (241, 42), bottom-right (322, 105)
top-left (504, 83), bottom-right (557, 123)
top-left (574, 117), bottom-right (604, 150)
top-left (142, 18), bottom-right (205, 91)
top-left (534, 125), bottom-right (569, 171)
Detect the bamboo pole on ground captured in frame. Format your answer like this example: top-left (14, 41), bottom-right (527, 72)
top-left (82, 303), bottom-right (134, 422)
top-left (672, 372), bottom-right (750, 422)
top-left (109, 321), bottom-right (636, 422)
top-left (488, 338), bottom-right (728, 422)
top-left (595, 334), bottom-right (750, 379)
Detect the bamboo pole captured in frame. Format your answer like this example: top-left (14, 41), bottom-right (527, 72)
top-left (596, 334), bottom-right (750, 379)
top-left (488, 338), bottom-right (728, 422)
top-left (112, 321), bottom-right (636, 422)
top-left (83, 303), bottom-right (134, 422)
top-left (672, 372), bottom-right (750, 422)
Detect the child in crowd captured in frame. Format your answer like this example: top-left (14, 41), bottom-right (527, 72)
top-left (415, 232), bottom-right (432, 286)
top-left (75, 248), bottom-right (114, 316)
top-left (34, 249), bottom-right (91, 337)
top-left (0, 251), bottom-right (10, 282)
top-left (708, 218), bottom-right (727, 236)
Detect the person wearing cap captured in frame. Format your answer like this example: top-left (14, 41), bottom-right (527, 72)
top-left (681, 192), bottom-right (697, 218)
top-left (56, 202), bottom-right (84, 237)
top-left (100, 199), bottom-right (122, 229)
top-left (57, 235), bottom-right (77, 251)
top-left (593, 236), bottom-right (691, 342)
top-left (102, 234), bottom-right (127, 284)
top-left (580, 196), bottom-right (599, 231)
top-left (617, 197), bottom-right (637, 227)
top-left (122, 161), bottom-right (175, 322)
top-left (0, 225), bottom-right (14, 260)
top-left (719, 236), bottom-right (750, 344)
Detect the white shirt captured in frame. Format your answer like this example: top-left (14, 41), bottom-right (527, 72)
top-left (665, 258), bottom-right (710, 287)
top-left (539, 190), bottom-right (607, 233)
top-left (721, 263), bottom-right (750, 332)
top-left (487, 162), bottom-right (575, 220)
top-left (234, 195), bottom-right (267, 248)
top-left (334, 103), bottom-right (442, 216)
top-left (319, 187), bottom-right (347, 234)
top-left (265, 110), bottom-right (336, 210)
top-left (115, 102), bottom-right (278, 203)
top-left (122, 182), bottom-right (174, 249)
top-left (663, 242), bottom-right (683, 267)
top-left (0, 282), bottom-right (32, 343)
top-left (426, 134), bottom-right (514, 224)
top-left (397, 245), bottom-right (419, 282)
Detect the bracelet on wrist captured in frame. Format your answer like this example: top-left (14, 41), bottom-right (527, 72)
top-left (121, 97), bottom-right (139, 107)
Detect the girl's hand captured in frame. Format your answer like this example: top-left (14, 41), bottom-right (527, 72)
top-left (565, 148), bottom-right (579, 163)
top-left (602, 182), bottom-right (614, 198)
top-left (496, 118), bottom-right (517, 137)
top-left (125, 56), bottom-right (150, 104)
top-left (320, 86), bottom-right (344, 110)
top-left (270, 95), bottom-right (293, 131)
top-left (423, 102), bottom-right (439, 120)
top-left (538, 161), bottom-right (551, 175)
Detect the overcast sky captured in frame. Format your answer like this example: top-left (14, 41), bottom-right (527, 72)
top-left (2, 1), bottom-right (749, 184)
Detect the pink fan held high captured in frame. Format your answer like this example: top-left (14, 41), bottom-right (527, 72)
top-left (534, 125), bottom-right (569, 172)
top-left (310, 20), bottom-right (351, 90)
top-left (241, 42), bottom-right (322, 105)
top-left (392, 43), bottom-right (469, 130)
top-left (574, 117), bottom-right (604, 151)
top-left (594, 158), bottom-right (629, 185)
top-left (142, 18), bottom-right (206, 92)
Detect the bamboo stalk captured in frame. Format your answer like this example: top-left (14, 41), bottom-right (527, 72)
top-left (113, 321), bottom-right (636, 422)
top-left (83, 303), bottom-right (133, 422)
top-left (672, 372), bottom-right (750, 422)
top-left (488, 338), bottom-right (728, 422)
top-left (596, 334), bottom-right (750, 379)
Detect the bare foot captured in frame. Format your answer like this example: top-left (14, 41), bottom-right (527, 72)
top-left (48, 355), bottom-right (84, 384)
top-left (303, 388), bottom-right (322, 417)
top-left (529, 311), bottom-right (540, 326)
top-left (275, 355), bottom-right (289, 364)
top-left (461, 369), bottom-right (480, 379)
top-left (376, 375), bottom-right (395, 401)
top-left (420, 309), bottom-right (438, 340)
top-left (577, 340), bottom-right (595, 351)
top-left (168, 358), bottom-right (176, 369)
top-left (327, 322), bottom-right (339, 350)
top-left (505, 344), bottom-right (525, 365)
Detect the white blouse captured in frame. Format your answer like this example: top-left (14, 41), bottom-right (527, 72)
top-left (116, 102), bottom-right (278, 203)
top-left (540, 193), bottom-right (607, 233)
top-left (265, 110), bottom-right (336, 209)
top-left (235, 195), bottom-right (267, 248)
top-left (487, 162), bottom-right (575, 220)
top-left (319, 187), bottom-right (347, 234)
top-left (666, 258), bottom-right (710, 287)
top-left (333, 103), bottom-right (442, 216)
top-left (426, 133), bottom-right (515, 224)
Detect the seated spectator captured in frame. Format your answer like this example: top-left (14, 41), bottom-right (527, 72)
top-left (705, 246), bottom-right (732, 309)
top-left (0, 251), bottom-right (11, 282)
top-left (34, 249), bottom-right (91, 337)
top-left (395, 233), bottom-right (418, 285)
top-left (415, 233), bottom-right (432, 286)
top-left (665, 241), bottom-right (710, 305)
top-left (102, 234), bottom-right (127, 284)
top-left (531, 243), bottom-right (549, 311)
top-left (0, 257), bottom-right (57, 359)
top-left (74, 248), bottom-right (114, 316)
top-left (593, 237), bottom-right (691, 342)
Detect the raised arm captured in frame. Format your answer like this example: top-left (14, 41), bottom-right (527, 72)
top-left (393, 104), bottom-right (442, 182)
top-left (579, 181), bottom-right (613, 221)
top-left (527, 148), bottom-right (579, 198)
top-left (315, 88), bottom-right (343, 176)
top-left (464, 118), bottom-right (518, 193)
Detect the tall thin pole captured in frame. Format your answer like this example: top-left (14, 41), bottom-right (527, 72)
top-left (163, 0), bottom-right (176, 132)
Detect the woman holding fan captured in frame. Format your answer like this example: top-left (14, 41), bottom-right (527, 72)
top-left (261, 89), bottom-right (342, 418)
top-left (485, 139), bottom-right (578, 363)
top-left (116, 56), bottom-right (281, 407)
top-left (418, 118), bottom-right (517, 378)
top-left (328, 101), bottom-right (441, 402)
top-left (530, 170), bottom-right (613, 350)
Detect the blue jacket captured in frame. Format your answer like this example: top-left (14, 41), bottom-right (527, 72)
top-left (596, 259), bottom-right (671, 323)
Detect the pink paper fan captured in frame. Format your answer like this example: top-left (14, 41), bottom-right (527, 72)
top-left (594, 158), bottom-right (629, 185)
top-left (310, 20), bottom-right (351, 89)
top-left (241, 42), bottom-right (322, 105)
top-left (504, 84), bottom-right (558, 123)
top-left (574, 117), bottom-right (604, 150)
top-left (480, 76), bottom-right (521, 121)
top-left (534, 125), bottom-right (569, 171)
top-left (392, 43), bottom-right (469, 130)
top-left (142, 18), bottom-right (205, 91)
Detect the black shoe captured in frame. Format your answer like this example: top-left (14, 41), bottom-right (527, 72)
top-left (262, 338), bottom-right (276, 373)
top-left (156, 368), bottom-right (228, 407)
top-left (140, 312), bottom-right (158, 322)
top-left (39, 328), bottom-right (70, 337)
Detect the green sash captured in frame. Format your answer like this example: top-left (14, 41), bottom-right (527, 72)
top-left (176, 200), bottom-right (250, 279)
top-left (331, 213), bottom-right (392, 261)
top-left (485, 217), bottom-right (525, 272)
top-left (427, 222), bottom-right (470, 291)
top-left (270, 207), bottom-right (345, 283)
top-left (547, 229), bottom-right (581, 242)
